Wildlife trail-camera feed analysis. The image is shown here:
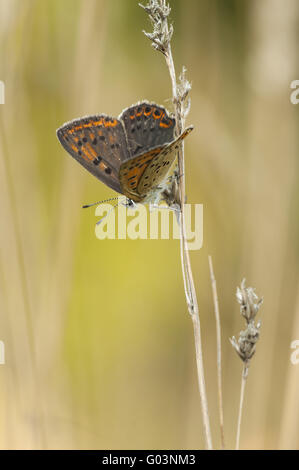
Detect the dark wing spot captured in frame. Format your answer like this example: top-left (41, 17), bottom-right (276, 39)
top-left (161, 118), bottom-right (170, 126)
top-left (92, 138), bottom-right (97, 145)
top-left (93, 156), bottom-right (102, 165)
top-left (105, 167), bottom-right (112, 174)
top-left (83, 137), bottom-right (87, 143)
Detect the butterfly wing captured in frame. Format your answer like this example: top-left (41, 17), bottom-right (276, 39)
top-left (119, 126), bottom-right (193, 201)
top-left (119, 102), bottom-right (176, 158)
top-left (57, 115), bottom-right (130, 194)
top-left (137, 126), bottom-right (193, 197)
top-left (119, 145), bottom-right (167, 200)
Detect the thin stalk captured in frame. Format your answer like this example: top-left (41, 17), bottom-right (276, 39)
top-left (236, 364), bottom-right (248, 450)
top-left (140, 0), bottom-right (212, 449)
top-left (164, 47), bottom-right (192, 309)
top-left (164, 41), bottom-right (212, 452)
top-left (231, 279), bottom-right (262, 450)
top-left (208, 255), bottom-right (225, 449)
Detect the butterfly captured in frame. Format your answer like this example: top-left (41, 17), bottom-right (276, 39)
top-left (57, 101), bottom-right (193, 206)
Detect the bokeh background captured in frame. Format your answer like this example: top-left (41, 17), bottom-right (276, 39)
top-left (0, 0), bottom-right (298, 450)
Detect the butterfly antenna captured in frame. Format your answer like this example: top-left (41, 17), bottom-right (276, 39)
top-left (82, 197), bottom-right (124, 209)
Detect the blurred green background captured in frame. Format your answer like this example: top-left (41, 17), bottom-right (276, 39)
top-left (0, 0), bottom-right (299, 450)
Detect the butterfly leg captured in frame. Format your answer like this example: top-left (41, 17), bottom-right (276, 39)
top-left (149, 203), bottom-right (180, 213)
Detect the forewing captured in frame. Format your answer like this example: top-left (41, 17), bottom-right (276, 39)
top-left (119, 126), bottom-right (193, 200)
top-left (137, 126), bottom-right (194, 197)
top-left (57, 114), bottom-right (130, 194)
top-left (119, 146), bottom-right (166, 199)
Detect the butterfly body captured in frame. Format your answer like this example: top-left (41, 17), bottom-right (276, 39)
top-left (57, 101), bottom-right (193, 205)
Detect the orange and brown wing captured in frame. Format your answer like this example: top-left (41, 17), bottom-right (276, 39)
top-left (57, 114), bottom-right (130, 194)
top-left (119, 146), bottom-right (166, 200)
top-left (119, 101), bottom-right (176, 158)
top-left (138, 126), bottom-right (193, 196)
top-left (119, 126), bottom-right (193, 201)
